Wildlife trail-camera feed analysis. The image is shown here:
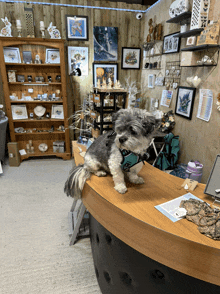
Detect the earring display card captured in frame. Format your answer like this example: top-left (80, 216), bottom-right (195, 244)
top-left (204, 155), bottom-right (220, 199)
top-left (190, 0), bottom-right (210, 30)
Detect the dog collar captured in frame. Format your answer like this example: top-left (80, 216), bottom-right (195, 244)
top-left (120, 149), bottom-right (149, 172)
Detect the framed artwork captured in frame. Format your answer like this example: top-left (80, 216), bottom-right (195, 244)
top-left (148, 74), bottom-right (155, 88)
top-left (93, 26), bottom-right (118, 61)
top-left (22, 51), bottom-right (32, 63)
top-left (11, 105), bottom-right (28, 120)
top-left (3, 47), bottom-right (21, 63)
top-left (175, 86), bottom-right (196, 120)
top-left (51, 105), bottom-right (64, 119)
top-left (68, 46), bottom-right (88, 76)
top-left (162, 32), bottom-right (181, 54)
top-left (45, 49), bottom-right (60, 64)
top-left (93, 63), bottom-right (118, 87)
top-left (121, 47), bottom-right (141, 69)
top-left (65, 15), bottom-right (89, 41)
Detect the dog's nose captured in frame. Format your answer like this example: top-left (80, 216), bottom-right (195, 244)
top-left (119, 136), bottom-right (127, 144)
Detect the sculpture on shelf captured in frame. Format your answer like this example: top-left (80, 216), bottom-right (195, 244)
top-left (0, 17), bottom-right (12, 37)
top-left (107, 78), bottom-right (112, 89)
top-left (47, 22), bottom-right (61, 39)
top-left (96, 79), bottom-right (101, 88)
top-left (102, 79), bottom-right (107, 88)
top-left (124, 77), bottom-right (140, 108)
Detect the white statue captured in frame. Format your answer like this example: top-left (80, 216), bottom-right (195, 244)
top-left (107, 78), bottom-right (112, 89)
top-left (47, 22), bottom-right (61, 39)
top-left (0, 17), bottom-right (12, 37)
top-left (97, 80), bottom-right (101, 88)
top-left (102, 79), bottom-right (107, 88)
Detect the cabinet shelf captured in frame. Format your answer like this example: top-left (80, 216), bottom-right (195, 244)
top-left (174, 28), bottom-right (204, 38)
top-left (20, 151), bottom-right (70, 160)
top-left (181, 44), bottom-right (220, 51)
top-left (5, 63), bottom-right (60, 67)
top-left (15, 131), bottom-right (65, 136)
top-left (13, 118), bottom-right (64, 122)
top-left (8, 82), bottom-right (61, 86)
top-left (166, 11), bottom-right (192, 24)
top-left (10, 100), bottom-right (63, 104)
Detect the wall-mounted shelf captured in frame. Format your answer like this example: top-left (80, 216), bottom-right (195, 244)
top-left (181, 44), bottom-right (220, 52)
top-left (166, 11), bottom-right (192, 24)
top-left (143, 68), bottom-right (162, 70)
top-left (180, 64), bottom-right (217, 68)
top-left (144, 54), bottom-right (162, 57)
top-left (174, 28), bottom-right (204, 38)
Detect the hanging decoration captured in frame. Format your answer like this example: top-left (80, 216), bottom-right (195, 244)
top-left (190, 0), bottom-right (210, 30)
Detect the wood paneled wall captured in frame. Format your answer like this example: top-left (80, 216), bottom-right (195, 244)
top-left (0, 0), bottom-right (147, 141)
top-left (142, 0), bottom-right (220, 184)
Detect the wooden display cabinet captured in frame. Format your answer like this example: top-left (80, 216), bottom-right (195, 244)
top-left (0, 37), bottom-right (71, 161)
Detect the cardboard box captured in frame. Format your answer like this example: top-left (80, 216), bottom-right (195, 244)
top-left (7, 142), bottom-right (20, 167)
top-left (180, 51), bottom-right (201, 66)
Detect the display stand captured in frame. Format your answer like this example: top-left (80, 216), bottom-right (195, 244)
top-left (0, 37), bottom-right (71, 161)
top-left (93, 88), bottom-right (127, 135)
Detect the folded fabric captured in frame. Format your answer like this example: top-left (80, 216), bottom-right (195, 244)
top-left (180, 198), bottom-right (220, 240)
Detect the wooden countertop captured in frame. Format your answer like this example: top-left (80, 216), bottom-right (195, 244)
top-left (73, 142), bottom-right (220, 286)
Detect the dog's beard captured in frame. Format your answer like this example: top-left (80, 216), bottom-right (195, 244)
top-left (115, 135), bottom-right (151, 155)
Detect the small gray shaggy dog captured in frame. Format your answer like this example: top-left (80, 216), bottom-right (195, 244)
top-left (64, 108), bottom-right (159, 199)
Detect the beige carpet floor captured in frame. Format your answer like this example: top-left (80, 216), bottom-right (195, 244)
top-left (0, 158), bottom-right (101, 294)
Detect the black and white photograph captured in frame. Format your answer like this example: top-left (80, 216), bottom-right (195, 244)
top-left (162, 32), bottom-right (181, 54)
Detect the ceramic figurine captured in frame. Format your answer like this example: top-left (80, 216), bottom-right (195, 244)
top-left (97, 80), bottom-right (101, 89)
top-left (102, 79), bottom-right (107, 88)
top-left (47, 22), bottom-right (61, 39)
top-left (0, 17), bottom-right (12, 37)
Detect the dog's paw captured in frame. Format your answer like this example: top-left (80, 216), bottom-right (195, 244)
top-left (114, 183), bottom-right (127, 194)
top-left (130, 176), bottom-right (145, 184)
top-left (94, 171), bottom-right (107, 177)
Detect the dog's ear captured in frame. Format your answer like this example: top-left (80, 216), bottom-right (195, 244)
top-left (142, 116), bottom-right (161, 136)
top-left (112, 109), bottom-right (125, 127)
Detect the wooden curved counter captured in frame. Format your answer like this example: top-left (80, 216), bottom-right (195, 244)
top-left (73, 142), bottom-right (220, 286)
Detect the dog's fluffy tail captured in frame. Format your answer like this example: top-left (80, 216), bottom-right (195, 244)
top-left (64, 164), bottom-right (91, 199)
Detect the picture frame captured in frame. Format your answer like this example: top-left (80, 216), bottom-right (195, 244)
top-left (51, 105), bottom-right (64, 119)
top-left (22, 51), bottom-right (32, 64)
top-left (65, 15), bottom-right (89, 41)
top-left (45, 49), bottom-right (60, 64)
top-left (162, 32), bottom-right (181, 54)
top-left (121, 47), bottom-right (141, 69)
top-left (93, 63), bottom-right (118, 88)
top-left (3, 47), bottom-right (21, 63)
top-left (148, 74), bottom-right (155, 88)
top-left (93, 26), bottom-right (118, 62)
top-left (175, 86), bottom-right (196, 120)
top-left (68, 46), bottom-right (89, 76)
top-left (11, 105), bottom-right (28, 120)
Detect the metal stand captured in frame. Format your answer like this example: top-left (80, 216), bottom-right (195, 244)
top-left (68, 199), bottom-right (90, 246)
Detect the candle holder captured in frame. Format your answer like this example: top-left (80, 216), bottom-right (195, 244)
top-left (17, 25), bottom-right (22, 37)
top-left (40, 28), bottom-right (45, 38)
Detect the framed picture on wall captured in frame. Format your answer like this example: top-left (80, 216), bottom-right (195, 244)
top-left (162, 32), bottom-right (181, 54)
top-left (175, 86), bottom-right (196, 120)
top-left (93, 63), bottom-right (118, 87)
top-left (65, 15), bottom-right (89, 41)
top-left (121, 47), bottom-right (141, 69)
top-left (93, 26), bottom-right (118, 61)
top-left (68, 46), bottom-right (88, 76)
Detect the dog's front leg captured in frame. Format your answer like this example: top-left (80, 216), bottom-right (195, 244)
top-left (127, 163), bottom-right (145, 184)
top-left (108, 150), bottom-right (127, 194)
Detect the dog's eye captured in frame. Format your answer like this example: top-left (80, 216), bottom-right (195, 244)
top-left (130, 127), bottom-right (137, 135)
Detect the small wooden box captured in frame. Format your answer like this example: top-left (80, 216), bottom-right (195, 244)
top-left (8, 142), bottom-right (20, 167)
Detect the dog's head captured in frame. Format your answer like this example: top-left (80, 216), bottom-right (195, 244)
top-left (112, 108), bottom-right (160, 155)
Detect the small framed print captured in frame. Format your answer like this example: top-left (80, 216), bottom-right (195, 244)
top-left (51, 105), bottom-right (64, 119)
top-left (175, 86), bottom-right (196, 120)
top-left (121, 47), bottom-right (141, 69)
top-left (186, 36), bottom-right (197, 46)
top-left (93, 63), bottom-right (118, 88)
top-left (22, 51), bottom-right (32, 63)
top-left (17, 75), bottom-right (25, 82)
top-left (45, 49), bottom-right (60, 64)
top-left (148, 74), bottom-right (155, 88)
top-left (65, 15), bottom-right (89, 41)
top-left (93, 94), bottom-right (100, 103)
top-left (3, 47), bottom-right (21, 63)
top-left (11, 105), bottom-right (28, 120)
top-left (162, 32), bottom-right (181, 54)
